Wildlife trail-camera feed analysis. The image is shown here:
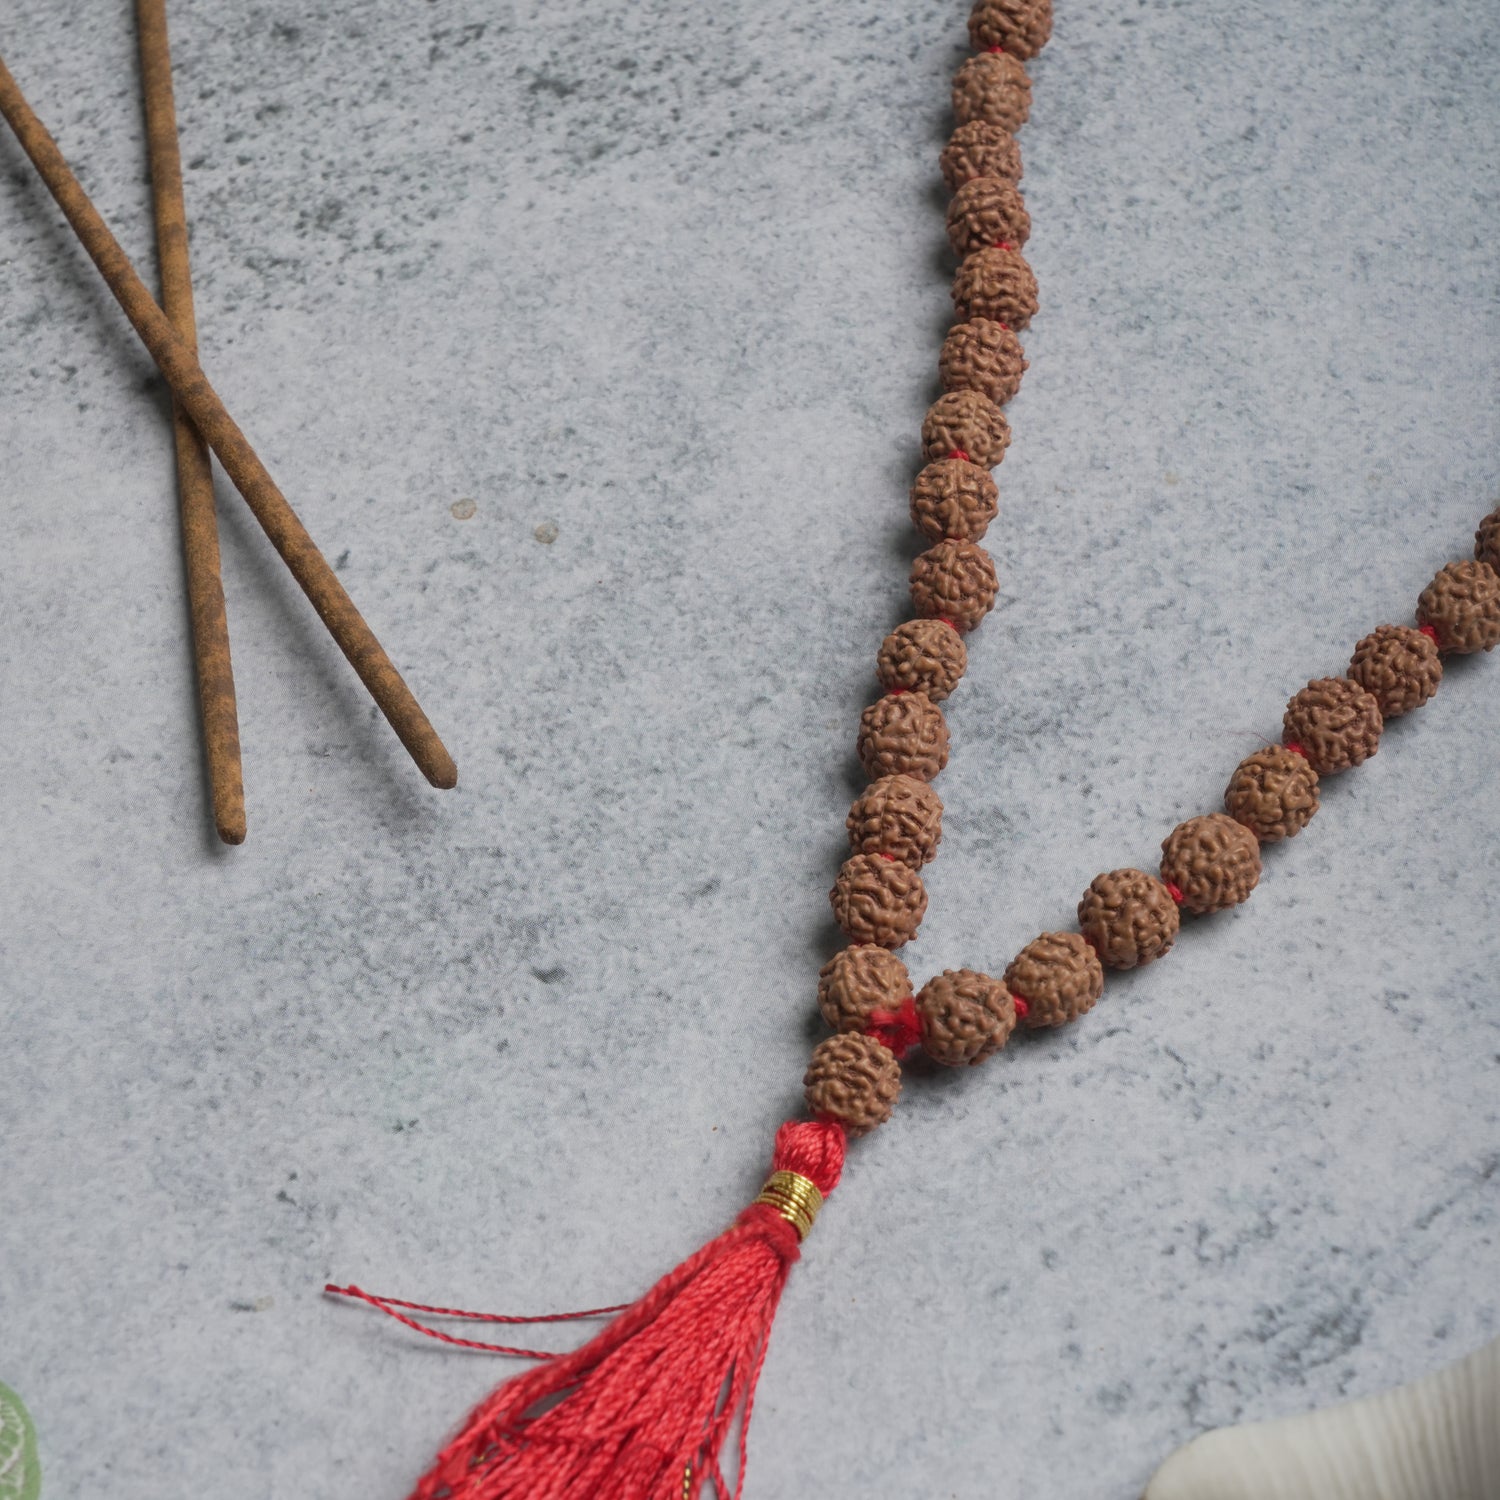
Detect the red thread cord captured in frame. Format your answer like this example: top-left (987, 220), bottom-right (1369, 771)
top-left (986, 45), bottom-right (1006, 54)
top-left (1419, 623), bottom-right (1440, 643)
top-left (1164, 881), bottom-right (1186, 906)
top-left (866, 994), bottom-right (922, 1057)
top-left (936, 616), bottom-right (961, 632)
top-left (994, 240), bottom-right (1014, 251)
top-left (1012, 994), bottom-right (1031, 1022)
top-left (1283, 741), bottom-right (1307, 759)
top-left (947, 448), bottom-right (971, 463)
top-left (887, 687), bottom-right (908, 696)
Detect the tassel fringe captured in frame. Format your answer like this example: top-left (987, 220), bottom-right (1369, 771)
top-left (330, 1119), bottom-right (847, 1500)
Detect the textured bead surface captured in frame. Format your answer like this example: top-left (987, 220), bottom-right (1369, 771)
top-left (916, 968), bottom-right (1016, 1066)
top-left (910, 540), bottom-right (998, 632)
top-left (1347, 624), bottom-right (1443, 717)
top-left (876, 619), bottom-right (968, 701)
top-left (1283, 677), bottom-right (1383, 774)
top-left (1477, 511), bottom-right (1500, 574)
top-left (817, 946), bottom-right (912, 1034)
top-left (1160, 813), bottom-right (1261, 914)
top-left (1005, 932), bottom-right (1103, 1028)
top-left (909, 458), bottom-right (998, 542)
top-left (847, 774), bottom-right (944, 868)
top-left (969, 0), bottom-right (1054, 58)
top-left (947, 176), bottom-right (1030, 257)
top-left (804, 1033), bottom-right (901, 1137)
top-left (857, 692), bottom-right (950, 782)
top-left (1224, 746), bottom-right (1320, 843)
top-left (1076, 869), bottom-right (1180, 970)
top-left (952, 245), bottom-right (1039, 328)
top-left (940, 318), bottom-right (1027, 407)
top-left (830, 854), bottom-right (928, 948)
top-left (921, 389), bottom-right (1012, 469)
top-left (940, 121), bottom-right (1022, 191)
top-left (951, 51), bottom-right (1032, 131)
top-left (1417, 559), bottom-right (1500, 654)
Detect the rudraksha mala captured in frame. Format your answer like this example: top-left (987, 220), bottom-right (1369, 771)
top-left (332, 6), bottom-right (1500, 1495)
top-left (804, 0), bottom-right (1500, 1153)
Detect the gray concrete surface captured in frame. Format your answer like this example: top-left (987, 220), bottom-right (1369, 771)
top-left (1, 1), bottom-right (1496, 1496)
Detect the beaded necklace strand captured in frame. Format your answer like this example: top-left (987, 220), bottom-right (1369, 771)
top-left (327, 3), bottom-right (1500, 1495)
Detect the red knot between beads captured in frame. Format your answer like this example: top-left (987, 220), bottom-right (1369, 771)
top-left (1419, 623), bottom-right (1441, 643)
top-left (1283, 741), bottom-right (1308, 760)
top-left (866, 994), bottom-right (922, 1057)
top-left (1164, 882), bottom-right (1186, 907)
top-left (946, 448), bottom-right (971, 463)
top-left (1012, 994), bottom-right (1031, 1022)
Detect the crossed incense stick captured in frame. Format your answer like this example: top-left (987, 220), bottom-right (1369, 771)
top-left (0, 16), bottom-right (457, 842)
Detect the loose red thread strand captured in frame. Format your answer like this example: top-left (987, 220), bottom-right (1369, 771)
top-left (321, 1284), bottom-right (632, 1359)
top-left (1164, 882), bottom-right (1186, 906)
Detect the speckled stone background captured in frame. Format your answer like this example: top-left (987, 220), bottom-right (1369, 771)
top-left (1, 1), bottom-right (1497, 1496)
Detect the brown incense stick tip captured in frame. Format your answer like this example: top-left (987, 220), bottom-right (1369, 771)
top-left (217, 810), bottom-right (247, 845)
top-left (427, 748), bottom-right (459, 790)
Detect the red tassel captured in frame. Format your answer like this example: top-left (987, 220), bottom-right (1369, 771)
top-left (331, 1119), bottom-right (846, 1500)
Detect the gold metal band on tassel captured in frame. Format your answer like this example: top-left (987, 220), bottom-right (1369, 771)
top-left (753, 1170), bottom-right (824, 1241)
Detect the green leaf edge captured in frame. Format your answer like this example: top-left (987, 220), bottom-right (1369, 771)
top-left (0, 1382), bottom-right (41, 1500)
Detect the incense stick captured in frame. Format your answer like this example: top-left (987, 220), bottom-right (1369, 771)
top-left (0, 51), bottom-right (458, 792)
top-left (135, 0), bottom-right (247, 843)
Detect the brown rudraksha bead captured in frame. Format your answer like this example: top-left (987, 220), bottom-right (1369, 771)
top-left (916, 968), bottom-right (1016, 1066)
top-left (940, 120), bottom-right (1023, 192)
top-left (1160, 813), bottom-right (1261, 914)
top-left (969, 0), bottom-right (1054, 59)
top-left (817, 945), bottom-right (912, 1034)
top-left (857, 692), bottom-right (950, 781)
top-left (951, 51), bottom-right (1031, 132)
top-left (1004, 931), bottom-right (1103, 1028)
top-left (1076, 869), bottom-right (1180, 970)
top-left (910, 540), bottom-right (998, 632)
top-left (876, 619), bottom-right (968, 701)
top-left (921, 389), bottom-right (1012, 469)
top-left (1417, 559), bottom-right (1500, 654)
top-left (830, 854), bottom-right (928, 948)
top-left (804, 1032), bottom-right (901, 1137)
top-left (947, 176), bottom-right (1030, 257)
top-left (940, 318), bottom-right (1028, 407)
top-left (1282, 677), bottom-right (1382, 774)
top-left (1476, 511), bottom-right (1500, 574)
top-left (952, 245), bottom-right (1039, 329)
top-left (1224, 745), bottom-right (1320, 843)
top-left (1347, 624), bottom-right (1443, 718)
top-left (847, 774), bottom-right (944, 868)
top-left (909, 458), bottom-right (998, 542)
